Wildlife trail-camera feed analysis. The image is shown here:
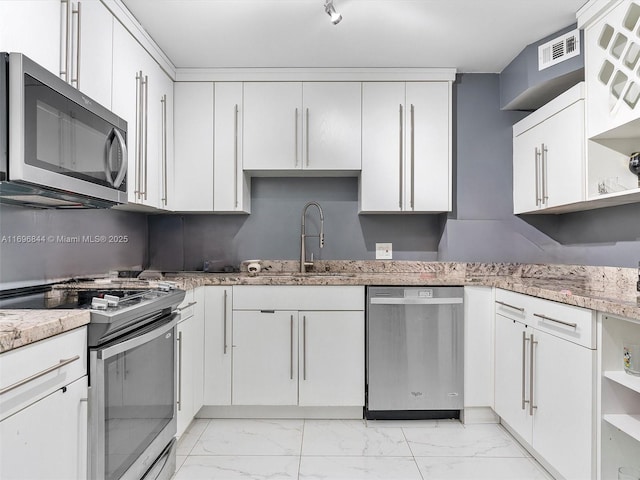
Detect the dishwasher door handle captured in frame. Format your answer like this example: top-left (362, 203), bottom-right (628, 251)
top-left (370, 298), bottom-right (463, 305)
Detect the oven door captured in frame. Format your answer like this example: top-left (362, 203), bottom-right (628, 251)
top-left (89, 313), bottom-right (177, 480)
top-left (8, 53), bottom-right (127, 204)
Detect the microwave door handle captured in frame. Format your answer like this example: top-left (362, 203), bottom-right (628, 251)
top-left (104, 128), bottom-right (128, 188)
top-left (112, 129), bottom-right (128, 188)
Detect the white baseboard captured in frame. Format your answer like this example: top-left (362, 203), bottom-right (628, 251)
top-left (461, 406), bottom-right (500, 424)
top-left (197, 405), bottom-right (364, 419)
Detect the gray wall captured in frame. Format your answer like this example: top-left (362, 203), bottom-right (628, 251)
top-left (149, 178), bottom-right (442, 271)
top-left (150, 73), bottom-right (640, 270)
top-left (0, 204), bottom-right (147, 288)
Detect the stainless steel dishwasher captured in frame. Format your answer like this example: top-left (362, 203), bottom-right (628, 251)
top-left (365, 286), bottom-right (464, 420)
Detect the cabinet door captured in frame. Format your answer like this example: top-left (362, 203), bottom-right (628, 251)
top-left (177, 313), bottom-right (196, 436)
top-left (302, 82), bottom-right (362, 171)
top-left (361, 82), bottom-right (406, 212)
top-left (111, 22), bottom-right (147, 205)
top-left (513, 125), bottom-right (542, 214)
top-left (74, 0), bottom-right (113, 108)
top-left (0, 1), bottom-right (61, 76)
top-left (298, 311), bottom-right (364, 407)
top-left (406, 82), bottom-right (451, 212)
top-left (541, 100), bottom-right (585, 209)
top-left (203, 286), bottom-right (233, 406)
top-left (214, 82), bottom-right (250, 212)
top-left (144, 61), bottom-right (172, 210)
top-left (232, 310), bottom-right (298, 405)
top-left (532, 329), bottom-right (595, 480)
top-left (494, 314), bottom-right (533, 444)
top-left (0, 376), bottom-right (88, 480)
top-left (243, 82), bottom-right (303, 170)
top-left (173, 82), bottom-right (214, 211)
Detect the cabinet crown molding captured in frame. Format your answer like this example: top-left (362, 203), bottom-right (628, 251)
top-left (175, 68), bottom-right (457, 83)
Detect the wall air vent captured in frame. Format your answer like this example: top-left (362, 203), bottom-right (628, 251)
top-left (538, 29), bottom-right (581, 71)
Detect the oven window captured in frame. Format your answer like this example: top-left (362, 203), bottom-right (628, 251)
top-left (23, 74), bottom-right (126, 191)
top-left (103, 328), bottom-right (175, 480)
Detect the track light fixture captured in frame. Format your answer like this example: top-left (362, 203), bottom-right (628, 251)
top-left (324, 0), bottom-right (342, 25)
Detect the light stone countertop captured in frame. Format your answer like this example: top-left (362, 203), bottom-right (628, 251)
top-left (1, 261), bottom-right (638, 354)
top-left (0, 309), bottom-right (90, 354)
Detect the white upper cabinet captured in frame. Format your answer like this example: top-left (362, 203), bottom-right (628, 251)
top-left (0, 1), bottom-right (61, 75)
top-left (69, 0), bottom-right (114, 108)
top-left (301, 82), bottom-right (362, 171)
top-left (513, 84), bottom-right (586, 214)
top-left (112, 22), bottom-right (169, 210)
top-left (214, 83), bottom-right (251, 212)
top-left (0, 0), bottom-right (113, 109)
top-left (173, 82), bottom-right (214, 211)
top-left (243, 82), bottom-right (303, 171)
top-left (360, 82), bottom-right (452, 213)
top-left (243, 82), bottom-right (362, 173)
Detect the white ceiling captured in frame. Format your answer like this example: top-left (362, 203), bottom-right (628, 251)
top-left (121, 0), bottom-right (588, 73)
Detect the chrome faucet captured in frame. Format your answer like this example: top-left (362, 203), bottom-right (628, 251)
top-left (300, 201), bottom-right (324, 273)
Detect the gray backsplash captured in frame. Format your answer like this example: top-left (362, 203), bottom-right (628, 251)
top-left (0, 204), bottom-right (147, 289)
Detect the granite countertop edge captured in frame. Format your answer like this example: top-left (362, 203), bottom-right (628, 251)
top-left (2, 262), bottom-right (638, 353)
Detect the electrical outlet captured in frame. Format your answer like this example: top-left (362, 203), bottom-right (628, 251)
top-left (376, 243), bottom-right (392, 260)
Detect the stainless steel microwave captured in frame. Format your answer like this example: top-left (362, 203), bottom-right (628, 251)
top-left (0, 52), bottom-right (127, 208)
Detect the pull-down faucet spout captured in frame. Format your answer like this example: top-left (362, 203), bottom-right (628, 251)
top-left (300, 201), bottom-right (324, 273)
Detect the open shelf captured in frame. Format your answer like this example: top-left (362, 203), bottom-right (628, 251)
top-left (605, 370), bottom-right (640, 394)
top-left (604, 414), bottom-right (640, 443)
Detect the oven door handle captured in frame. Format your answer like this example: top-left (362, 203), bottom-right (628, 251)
top-left (98, 314), bottom-right (178, 360)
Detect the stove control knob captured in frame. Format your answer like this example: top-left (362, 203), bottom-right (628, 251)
top-left (104, 294), bottom-right (120, 307)
top-left (158, 282), bottom-right (176, 292)
top-left (91, 297), bottom-right (109, 310)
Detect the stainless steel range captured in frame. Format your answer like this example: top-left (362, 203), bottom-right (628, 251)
top-left (84, 286), bottom-right (185, 480)
top-left (0, 283), bottom-right (185, 480)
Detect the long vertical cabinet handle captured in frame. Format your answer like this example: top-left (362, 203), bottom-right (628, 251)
top-left (306, 108), bottom-right (310, 167)
top-left (60, 0), bottom-right (71, 81)
top-left (223, 290), bottom-right (228, 354)
top-left (521, 331), bottom-right (530, 410)
top-left (294, 108), bottom-right (299, 167)
top-left (541, 144), bottom-right (548, 205)
top-left (143, 74), bottom-right (149, 200)
top-left (71, 1), bottom-right (81, 87)
top-left (234, 104), bottom-right (239, 209)
top-left (290, 315), bottom-right (294, 380)
top-left (135, 72), bottom-right (142, 199)
top-left (161, 94), bottom-right (167, 206)
top-left (410, 104), bottom-right (415, 210)
top-left (302, 316), bottom-right (307, 381)
top-left (534, 147), bottom-right (541, 207)
top-left (529, 334), bottom-right (538, 416)
top-left (399, 104), bottom-right (404, 210)
top-left (177, 331), bottom-right (183, 411)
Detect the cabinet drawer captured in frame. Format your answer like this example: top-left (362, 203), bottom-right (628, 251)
top-left (233, 286), bottom-right (364, 311)
top-left (529, 296), bottom-right (596, 349)
top-left (177, 289), bottom-right (197, 322)
top-left (495, 289), bottom-right (529, 322)
top-left (0, 327), bottom-right (87, 421)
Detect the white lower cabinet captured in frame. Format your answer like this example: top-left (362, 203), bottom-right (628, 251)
top-left (494, 315), bottom-right (533, 444)
top-left (0, 376), bottom-right (88, 480)
top-left (0, 327), bottom-right (88, 480)
top-left (176, 288), bottom-right (204, 437)
top-left (231, 309), bottom-right (364, 407)
top-left (213, 285), bottom-right (365, 410)
top-left (493, 289), bottom-right (596, 480)
top-left (298, 310), bottom-right (364, 407)
top-left (232, 310), bottom-right (298, 406)
top-left (203, 286), bottom-right (233, 406)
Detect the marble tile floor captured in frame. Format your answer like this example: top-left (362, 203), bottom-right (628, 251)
top-left (172, 418), bottom-right (554, 480)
